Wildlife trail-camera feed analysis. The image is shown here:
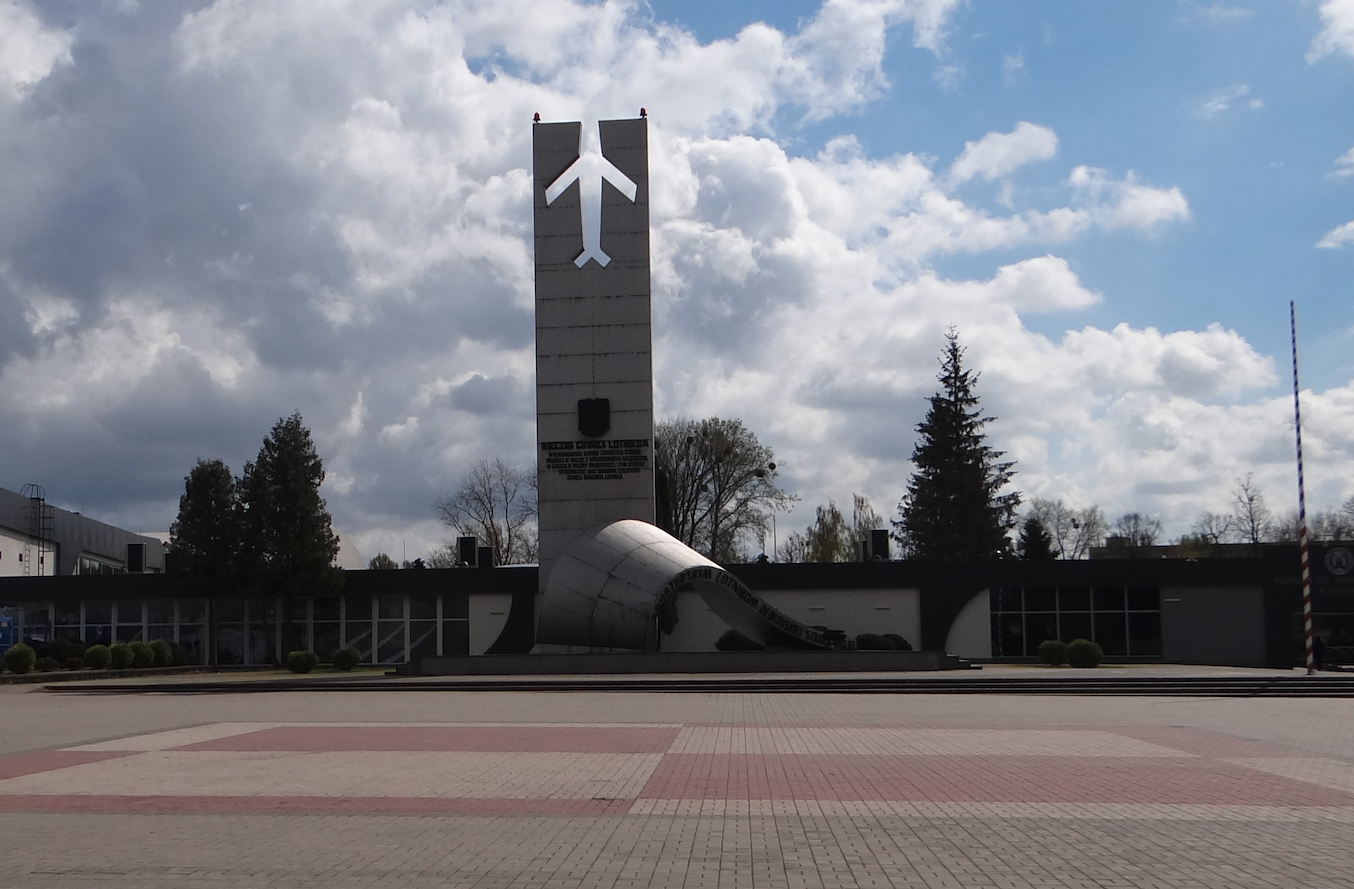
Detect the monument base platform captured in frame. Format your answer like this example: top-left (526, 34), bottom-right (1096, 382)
top-left (411, 650), bottom-right (972, 676)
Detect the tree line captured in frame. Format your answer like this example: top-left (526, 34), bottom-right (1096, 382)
top-left (169, 413), bottom-right (341, 662)
top-left (179, 339), bottom-right (1348, 578)
top-left (171, 412), bottom-right (341, 596)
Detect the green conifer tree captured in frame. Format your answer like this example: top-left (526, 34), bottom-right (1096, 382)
top-left (169, 458), bottom-right (243, 595)
top-left (894, 331), bottom-right (1020, 560)
top-left (238, 412), bottom-right (342, 600)
top-left (1017, 515), bottom-right (1055, 560)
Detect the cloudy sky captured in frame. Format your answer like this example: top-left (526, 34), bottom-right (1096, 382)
top-left (1, 0), bottom-right (1351, 560)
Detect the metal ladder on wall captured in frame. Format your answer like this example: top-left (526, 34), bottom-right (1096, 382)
top-left (20, 484), bottom-right (54, 577)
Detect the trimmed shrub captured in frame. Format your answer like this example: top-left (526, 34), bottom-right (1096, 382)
top-left (1067, 638), bottom-right (1103, 668)
top-left (714, 629), bottom-right (764, 651)
top-left (883, 633), bottom-right (913, 651)
top-left (36, 638), bottom-right (85, 663)
top-left (109, 642), bottom-right (134, 670)
top-left (332, 646), bottom-right (362, 671)
top-left (286, 650), bottom-right (319, 674)
top-left (149, 639), bottom-right (173, 667)
top-left (3, 642), bottom-right (37, 675)
top-left (83, 644), bottom-right (111, 670)
top-left (169, 642), bottom-right (189, 666)
top-left (128, 641), bottom-right (154, 668)
top-left (1038, 639), bottom-right (1067, 666)
top-left (63, 656), bottom-right (84, 671)
top-left (36, 656), bottom-right (60, 672)
top-left (855, 633), bottom-right (897, 651)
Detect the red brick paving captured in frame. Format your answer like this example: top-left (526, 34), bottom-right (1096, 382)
top-left (1, 723), bottom-right (1350, 817)
top-left (4, 697), bottom-right (1353, 889)
top-left (636, 753), bottom-right (1354, 805)
top-left (0, 750), bottom-right (132, 780)
top-left (177, 724), bottom-right (680, 753)
top-left (1108, 725), bottom-right (1301, 757)
top-left (0, 793), bottom-right (633, 815)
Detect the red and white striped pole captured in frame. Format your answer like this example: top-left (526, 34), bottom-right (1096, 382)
top-left (1291, 301), bottom-right (1315, 675)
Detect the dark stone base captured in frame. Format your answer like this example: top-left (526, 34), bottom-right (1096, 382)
top-left (414, 649), bottom-right (971, 676)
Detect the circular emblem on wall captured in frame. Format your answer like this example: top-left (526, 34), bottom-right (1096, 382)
top-left (1325, 547), bottom-right (1354, 576)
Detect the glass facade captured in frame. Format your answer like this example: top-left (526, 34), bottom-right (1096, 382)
top-left (991, 584), bottom-right (1161, 658)
top-left (213, 593), bottom-right (471, 665)
top-left (2, 599), bottom-right (208, 662)
top-left (0, 592), bottom-right (473, 665)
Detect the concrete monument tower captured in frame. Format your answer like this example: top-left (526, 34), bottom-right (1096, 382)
top-left (533, 117), bottom-right (655, 584)
top-left (531, 115), bottom-right (831, 652)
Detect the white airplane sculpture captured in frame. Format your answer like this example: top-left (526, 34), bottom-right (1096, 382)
top-left (545, 126), bottom-right (638, 268)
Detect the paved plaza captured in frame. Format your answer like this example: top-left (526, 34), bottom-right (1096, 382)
top-left (2, 679), bottom-right (1354, 887)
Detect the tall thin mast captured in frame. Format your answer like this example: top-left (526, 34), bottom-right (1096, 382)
top-left (1291, 301), bottom-right (1315, 675)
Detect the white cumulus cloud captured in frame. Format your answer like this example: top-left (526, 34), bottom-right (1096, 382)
top-left (1196, 83), bottom-right (1262, 117)
top-left (1317, 220), bottom-right (1354, 248)
top-left (1334, 147), bottom-right (1354, 178)
top-left (1311, 0), bottom-right (1354, 59)
top-left (1068, 166), bottom-right (1191, 232)
top-left (0, 0), bottom-right (1343, 558)
top-left (0, 0), bottom-right (71, 98)
top-left (948, 122), bottom-right (1057, 184)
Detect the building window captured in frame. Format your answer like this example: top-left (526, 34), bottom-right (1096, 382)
top-left (78, 556), bottom-right (125, 576)
top-left (991, 585), bottom-right (1162, 658)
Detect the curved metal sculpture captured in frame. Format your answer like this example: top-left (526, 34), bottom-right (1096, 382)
top-left (538, 519), bottom-right (831, 650)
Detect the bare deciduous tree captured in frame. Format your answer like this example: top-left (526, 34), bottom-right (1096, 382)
top-left (792, 493), bottom-right (886, 563)
top-left (655, 417), bottom-right (795, 563)
top-left (852, 493), bottom-right (884, 548)
top-left (776, 530), bottom-right (811, 563)
top-left (1026, 498), bottom-right (1107, 559)
top-left (424, 544), bottom-right (458, 569)
top-left (434, 458), bottom-right (538, 566)
top-left (1112, 512), bottom-right (1163, 547)
top-left (1190, 511), bottom-right (1234, 544)
top-left (805, 501), bottom-right (851, 563)
top-left (1271, 507), bottom-right (1354, 543)
top-left (1230, 474), bottom-right (1272, 545)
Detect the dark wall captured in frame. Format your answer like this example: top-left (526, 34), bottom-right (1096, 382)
top-left (1161, 587), bottom-right (1266, 667)
top-left (3, 548), bottom-right (1342, 666)
top-left (0, 566), bottom-right (536, 603)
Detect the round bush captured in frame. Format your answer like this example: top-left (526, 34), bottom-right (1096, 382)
top-left (35, 656), bottom-right (60, 672)
top-left (149, 639), bottom-right (173, 667)
top-left (63, 656), bottom-right (84, 671)
top-left (1066, 638), bottom-right (1104, 668)
top-left (883, 633), bottom-right (913, 651)
top-left (3, 642), bottom-right (37, 675)
top-left (128, 641), bottom-right (154, 668)
top-left (1038, 639), bottom-right (1067, 666)
top-left (331, 646), bottom-right (362, 671)
top-left (168, 642), bottom-right (188, 666)
top-left (36, 638), bottom-right (85, 663)
top-left (714, 629), bottom-right (763, 651)
top-left (286, 650), bottom-right (319, 674)
top-left (855, 633), bottom-right (897, 651)
top-left (83, 644), bottom-right (111, 670)
top-left (108, 642), bottom-right (134, 670)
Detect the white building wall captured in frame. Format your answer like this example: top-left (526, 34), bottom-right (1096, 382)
top-left (469, 593), bottom-right (514, 655)
top-left (0, 529), bottom-right (37, 577)
top-left (662, 587), bottom-right (922, 652)
top-left (944, 589), bottom-right (992, 659)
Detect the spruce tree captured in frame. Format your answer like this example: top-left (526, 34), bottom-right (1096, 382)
top-left (238, 412), bottom-right (341, 599)
top-left (170, 458), bottom-right (244, 595)
top-left (1017, 515), bottom-right (1055, 560)
top-left (894, 330), bottom-right (1020, 560)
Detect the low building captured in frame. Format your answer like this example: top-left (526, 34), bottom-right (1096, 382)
top-left (0, 485), bottom-right (167, 578)
top-left (1, 542), bottom-right (1350, 669)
